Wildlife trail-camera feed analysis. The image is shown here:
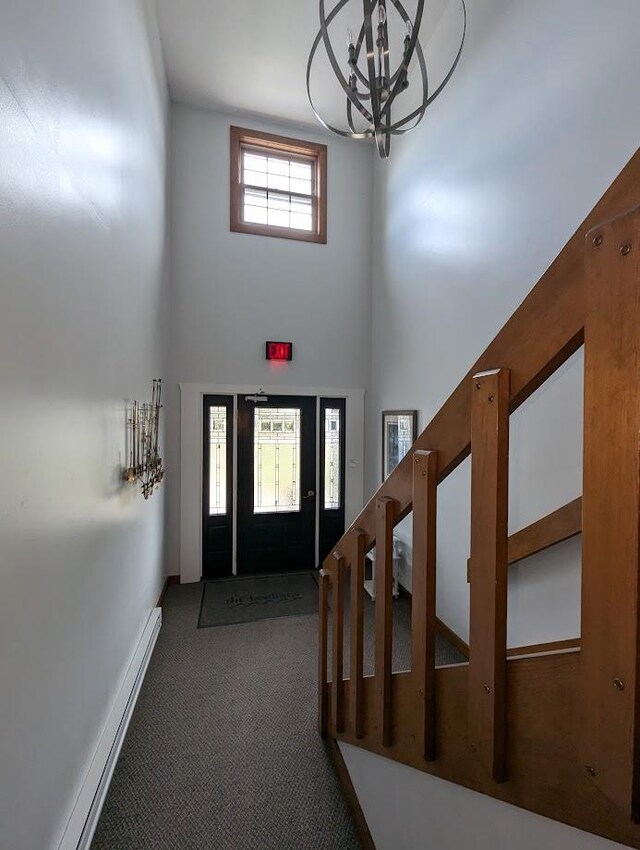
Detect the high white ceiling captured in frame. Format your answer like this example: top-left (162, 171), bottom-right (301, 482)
top-left (154, 0), bottom-right (452, 129)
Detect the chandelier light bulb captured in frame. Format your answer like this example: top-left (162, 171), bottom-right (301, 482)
top-left (307, 0), bottom-right (467, 158)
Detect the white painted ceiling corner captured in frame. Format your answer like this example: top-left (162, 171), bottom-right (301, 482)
top-left (154, 0), bottom-right (451, 130)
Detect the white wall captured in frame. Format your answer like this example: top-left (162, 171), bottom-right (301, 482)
top-left (341, 743), bottom-right (629, 850)
top-left (166, 104), bottom-right (373, 573)
top-left (0, 2), bottom-right (169, 848)
top-left (369, 0), bottom-right (640, 647)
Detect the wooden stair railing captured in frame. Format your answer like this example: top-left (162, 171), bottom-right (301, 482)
top-left (319, 148), bottom-right (640, 849)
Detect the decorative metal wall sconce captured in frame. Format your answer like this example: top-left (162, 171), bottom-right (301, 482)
top-left (124, 379), bottom-right (165, 499)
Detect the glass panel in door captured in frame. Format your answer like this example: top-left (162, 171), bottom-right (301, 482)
top-left (253, 407), bottom-right (302, 513)
top-left (319, 398), bottom-right (346, 563)
top-left (202, 395), bottom-right (233, 578)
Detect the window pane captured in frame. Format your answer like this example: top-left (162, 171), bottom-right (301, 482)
top-left (324, 407), bottom-right (341, 509)
top-left (290, 161), bottom-right (313, 181)
top-left (244, 204), bottom-right (268, 224)
top-left (208, 406), bottom-right (227, 515)
top-left (243, 187), bottom-right (312, 230)
top-left (268, 192), bottom-right (291, 211)
top-left (244, 151), bottom-right (313, 199)
top-left (243, 153), bottom-right (267, 173)
top-left (290, 197), bottom-right (312, 215)
top-left (244, 168), bottom-right (268, 188)
top-left (235, 136), bottom-right (323, 241)
top-left (290, 177), bottom-right (312, 195)
top-left (268, 208), bottom-right (290, 228)
top-left (254, 408), bottom-right (301, 514)
top-left (290, 212), bottom-right (313, 231)
top-left (268, 173), bottom-right (291, 192)
top-left (267, 156), bottom-right (290, 176)
top-left (244, 187), bottom-right (268, 208)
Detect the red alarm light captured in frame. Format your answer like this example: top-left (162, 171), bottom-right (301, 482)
top-left (266, 341), bottom-right (293, 362)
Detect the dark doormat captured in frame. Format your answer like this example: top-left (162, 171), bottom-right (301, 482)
top-left (198, 572), bottom-right (319, 628)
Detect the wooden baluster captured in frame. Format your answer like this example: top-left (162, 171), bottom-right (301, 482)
top-left (582, 208), bottom-right (640, 817)
top-left (331, 552), bottom-right (345, 734)
top-left (468, 367), bottom-right (510, 783)
top-left (318, 567), bottom-right (330, 738)
top-left (350, 530), bottom-right (367, 738)
top-left (412, 450), bottom-right (438, 761)
top-left (375, 497), bottom-right (396, 747)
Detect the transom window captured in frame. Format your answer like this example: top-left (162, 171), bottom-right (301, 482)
top-left (230, 126), bottom-right (327, 244)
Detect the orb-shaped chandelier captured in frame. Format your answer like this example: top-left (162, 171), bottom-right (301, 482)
top-left (307, 0), bottom-right (466, 158)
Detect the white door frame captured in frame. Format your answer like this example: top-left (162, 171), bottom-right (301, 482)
top-left (179, 382), bottom-right (366, 584)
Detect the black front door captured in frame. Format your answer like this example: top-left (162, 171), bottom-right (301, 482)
top-left (237, 394), bottom-right (316, 574)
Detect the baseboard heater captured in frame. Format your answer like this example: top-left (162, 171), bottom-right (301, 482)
top-left (58, 607), bottom-right (162, 850)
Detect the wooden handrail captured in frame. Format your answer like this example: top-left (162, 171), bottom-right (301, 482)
top-left (324, 150), bottom-right (640, 569)
top-left (467, 496), bottom-right (583, 580)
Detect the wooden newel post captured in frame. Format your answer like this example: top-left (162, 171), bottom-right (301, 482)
top-left (375, 496), bottom-right (396, 747)
top-left (411, 450), bottom-right (438, 760)
top-left (468, 367), bottom-right (510, 783)
top-left (331, 552), bottom-right (346, 733)
top-left (350, 530), bottom-right (367, 738)
top-left (582, 207), bottom-right (640, 818)
top-left (318, 567), bottom-right (330, 738)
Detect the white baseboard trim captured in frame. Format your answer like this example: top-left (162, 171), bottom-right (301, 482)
top-left (57, 607), bottom-right (162, 850)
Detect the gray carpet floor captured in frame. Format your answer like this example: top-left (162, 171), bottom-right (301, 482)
top-left (91, 582), bottom-right (360, 850)
top-left (92, 578), bottom-right (465, 850)
top-left (331, 587), bottom-right (466, 678)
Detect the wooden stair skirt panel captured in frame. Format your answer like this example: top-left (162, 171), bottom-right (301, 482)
top-left (328, 653), bottom-right (640, 849)
top-left (318, 146), bottom-right (640, 849)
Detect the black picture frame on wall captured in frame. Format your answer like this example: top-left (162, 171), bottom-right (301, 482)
top-left (381, 410), bottom-right (418, 482)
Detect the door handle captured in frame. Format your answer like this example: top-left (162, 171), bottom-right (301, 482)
top-left (303, 489), bottom-right (316, 499)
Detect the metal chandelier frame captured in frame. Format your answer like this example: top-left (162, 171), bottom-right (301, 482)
top-left (307, 0), bottom-right (466, 158)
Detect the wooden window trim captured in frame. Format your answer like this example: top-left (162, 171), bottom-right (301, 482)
top-left (230, 125), bottom-right (327, 244)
